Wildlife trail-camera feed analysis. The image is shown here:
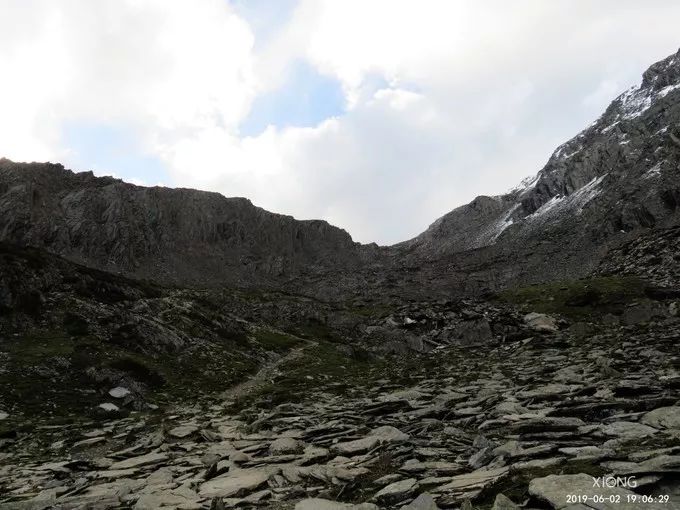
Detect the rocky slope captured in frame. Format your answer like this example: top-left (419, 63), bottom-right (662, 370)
top-left (595, 224), bottom-right (680, 287)
top-left (0, 241), bottom-right (391, 421)
top-left (405, 49), bottom-right (680, 256)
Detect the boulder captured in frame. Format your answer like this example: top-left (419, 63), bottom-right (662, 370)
top-left (370, 425), bottom-right (410, 443)
top-left (491, 494), bottom-right (520, 510)
top-left (269, 437), bottom-right (303, 455)
top-left (452, 319), bottom-right (494, 345)
top-left (108, 387), bottom-right (131, 399)
top-left (402, 493), bottom-right (440, 509)
top-left (523, 312), bottom-right (558, 332)
top-left (641, 406), bottom-right (680, 430)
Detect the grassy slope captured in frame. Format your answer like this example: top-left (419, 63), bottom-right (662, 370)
top-left (497, 275), bottom-right (649, 319)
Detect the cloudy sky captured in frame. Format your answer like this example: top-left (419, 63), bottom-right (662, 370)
top-left (1, 1), bottom-right (679, 244)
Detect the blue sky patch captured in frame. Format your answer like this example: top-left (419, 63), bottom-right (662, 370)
top-left (231, 0), bottom-right (297, 48)
top-left (239, 59), bottom-right (346, 136)
top-left (62, 122), bottom-right (171, 186)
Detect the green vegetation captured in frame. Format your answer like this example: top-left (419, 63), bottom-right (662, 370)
top-left (0, 326), bottom-right (260, 421)
top-left (348, 303), bottom-right (394, 318)
top-left (230, 339), bottom-right (382, 413)
top-left (497, 275), bottom-right (647, 319)
top-left (289, 319), bottom-right (343, 343)
top-left (253, 329), bottom-right (301, 352)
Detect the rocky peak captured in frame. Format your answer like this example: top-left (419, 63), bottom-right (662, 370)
top-left (402, 48), bottom-right (680, 269)
top-left (642, 47), bottom-right (680, 89)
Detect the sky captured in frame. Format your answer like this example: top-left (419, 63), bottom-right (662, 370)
top-left (1, 1), bottom-right (679, 245)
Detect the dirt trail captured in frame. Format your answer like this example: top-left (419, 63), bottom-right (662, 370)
top-left (220, 337), bottom-right (316, 402)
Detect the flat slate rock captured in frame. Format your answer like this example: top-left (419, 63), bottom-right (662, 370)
top-left (373, 477), bottom-right (418, 503)
top-left (438, 466), bottom-right (509, 492)
top-left (108, 452), bottom-right (168, 471)
top-left (641, 406), bottom-right (680, 429)
top-left (601, 421), bottom-right (658, 439)
top-left (199, 467), bottom-right (275, 498)
top-left (168, 424), bottom-right (198, 438)
top-left (295, 499), bottom-right (379, 510)
top-left (332, 436), bottom-right (380, 456)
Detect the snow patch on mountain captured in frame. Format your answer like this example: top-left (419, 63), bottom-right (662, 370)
top-left (472, 203), bottom-right (520, 248)
top-left (509, 174), bottom-right (539, 195)
top-left (658, 83), bottom-right (680, 98)
top-left (600, 120), bottom-right (620, 134)
top-left (530, 195), bottom-right (563, 219)
top-left (617, 76), bottom-right (680, 121)
top-left (527, 174), bottom-right (607, 222)
top-left (643, 162), bottom-right (662, 179)
top-left (620, 86), bottom-right (653, 120)
top-left (553, 143), bottom-right (583, 161)
top-left (492, 204), bottom-right (520, 241)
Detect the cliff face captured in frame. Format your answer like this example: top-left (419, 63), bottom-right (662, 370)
top-left (0, 159), bottom-right (377, 287)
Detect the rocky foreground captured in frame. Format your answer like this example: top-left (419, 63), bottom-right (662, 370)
top-left (1, 306), bottom-right (679, 509)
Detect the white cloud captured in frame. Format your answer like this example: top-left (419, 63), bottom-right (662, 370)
top-left (0, 0), bottom-right (256, 158)
top-left (1, 1), bottom-right (680, 244)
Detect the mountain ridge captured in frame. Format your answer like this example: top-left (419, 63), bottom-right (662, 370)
top-left (0, 158), bottom-right (380, 288)
top-left (1, 49), bottom-right (680, 295)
